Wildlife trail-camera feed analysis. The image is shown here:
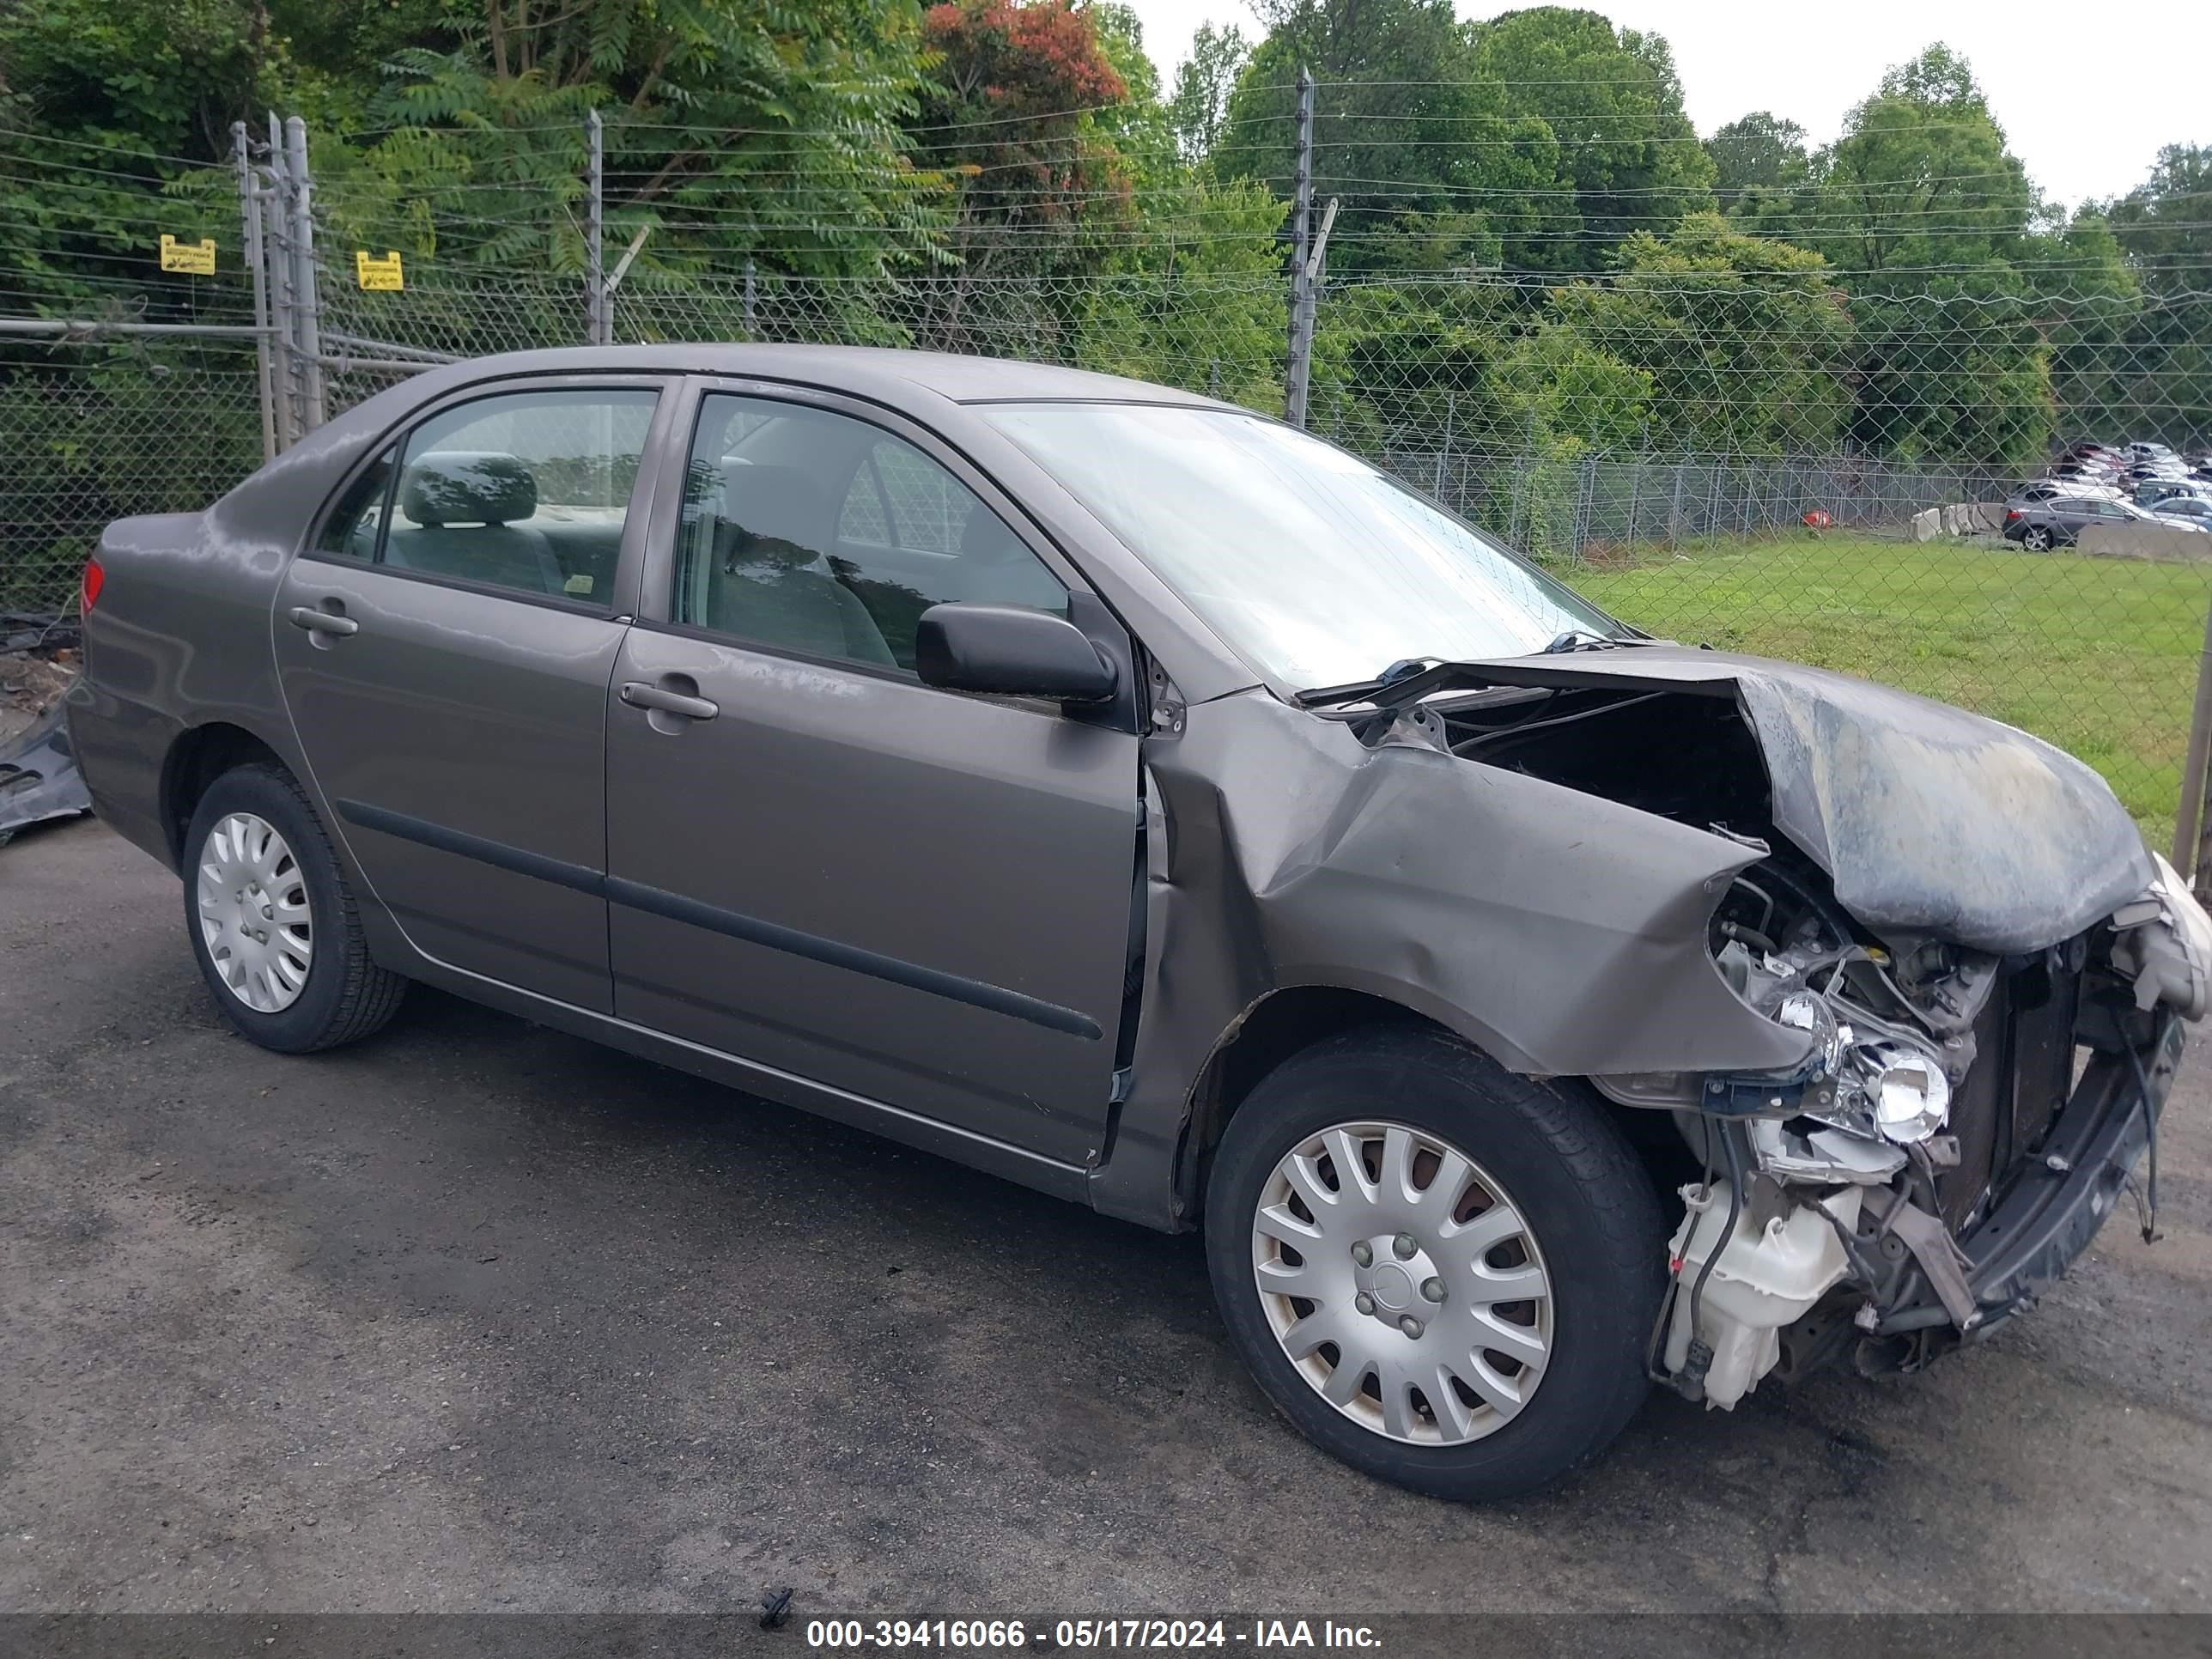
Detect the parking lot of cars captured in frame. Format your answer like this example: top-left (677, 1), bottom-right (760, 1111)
top-left (2004, 439), bottom-right (2212, 548)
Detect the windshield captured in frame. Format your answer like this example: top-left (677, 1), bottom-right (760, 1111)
top-left (978, 403), bottom-right (1621, 690)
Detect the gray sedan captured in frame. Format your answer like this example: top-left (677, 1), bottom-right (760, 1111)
top-left (66, 346), bottom-right (2206, 1501)
top-left (2002, 493), bottom-right (2185, 549)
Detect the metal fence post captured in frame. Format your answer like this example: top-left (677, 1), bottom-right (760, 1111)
top-left (1284, 68), bottom-right (1315, 428)
top-left (744, 258), bottom-right (757, 339)
top-left (262, 113), bottom-right (298, 450)
top-left (1626, 424), bottom-right (1646, 547)
top-left (1435, 392), bottom-right (1455, 502)
top-left (1574, 452), bottom-right (1596, 561)
top-left (2175, 591), bottom-right (2212, 893)
top-left (586, 109), bottom-right (608, 345)
top-left (234, 123), bottom-right (276, 463)
top-left (283, 116), bottom-right (325, 433)
top-left (1510, 410), bottom-right (1535, 550)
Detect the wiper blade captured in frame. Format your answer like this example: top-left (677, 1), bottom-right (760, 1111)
top-left (1541, 629), bottom-right (1644, 653)
top-left (1293, 657), bottom-right (1439, 709)
top-left (1294, 634), bottom-right (1652, 710)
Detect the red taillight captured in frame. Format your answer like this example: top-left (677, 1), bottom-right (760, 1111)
top-left (81, 555), bottom-right (104, 613)
top-left (2005, 509), bottom-right (2021, 522)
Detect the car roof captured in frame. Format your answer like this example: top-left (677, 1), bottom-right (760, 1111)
top-left (379, 343), bottom-right (1237, 410)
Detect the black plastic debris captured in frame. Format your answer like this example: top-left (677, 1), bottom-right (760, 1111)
top-left (759, 1587), bottom-right (795, 1631)
top-left (2, 610), bottom-right (79, 655)
top-left (0, 697), bottom-right (93, 844)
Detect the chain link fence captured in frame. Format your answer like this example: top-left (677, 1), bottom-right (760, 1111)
top-left (5, 106), bottom-right (2212, 852)
top-left (0, 343), bottom-right (267, 616)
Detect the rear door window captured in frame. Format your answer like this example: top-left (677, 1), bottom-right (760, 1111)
top-left (345, 387), bottom-right (660, 603)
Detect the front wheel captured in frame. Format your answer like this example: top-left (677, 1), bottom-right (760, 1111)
top-left (1204, 1028), bottom-right (1665, 1501)
top-left (183, 762), bottom-right (407, 1052)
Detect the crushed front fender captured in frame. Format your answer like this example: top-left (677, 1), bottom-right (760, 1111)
top-left (1092, 688), bottom-right (1815, 1227)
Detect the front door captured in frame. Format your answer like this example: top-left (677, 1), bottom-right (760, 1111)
top-left (603, 386), bottom-right (1139, 1165)
top-left (274, 379), bottom-right (670, 1011)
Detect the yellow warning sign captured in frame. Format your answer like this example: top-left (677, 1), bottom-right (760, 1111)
top-left (158, 234), bottom-right (216, 275)
top-left (356, 250), bottom-right (404, 291)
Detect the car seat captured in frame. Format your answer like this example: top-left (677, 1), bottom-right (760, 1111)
top-left (708, 461), bottom-right (894, 665)
top-left (384, 453), bottom-right (567, 595)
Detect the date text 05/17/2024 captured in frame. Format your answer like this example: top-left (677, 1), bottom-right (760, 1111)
top-left (804, 1620), bottom-right (1384, 1650)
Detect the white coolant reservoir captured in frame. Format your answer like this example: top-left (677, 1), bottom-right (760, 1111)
top-left (1663, 1182), bottom-right (1860, 1409)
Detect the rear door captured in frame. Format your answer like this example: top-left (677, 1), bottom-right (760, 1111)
top-left (601, 380), bottom-right (1141, 1165)
top-left (274, 377), bottom-right (674, 1011)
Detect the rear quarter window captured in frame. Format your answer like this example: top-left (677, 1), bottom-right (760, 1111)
top-left (314, 445), bottom-right (398, 559)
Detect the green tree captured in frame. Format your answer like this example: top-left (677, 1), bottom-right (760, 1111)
top-left (913, 0), bottom-right (1133, 280)
top-left (1757, 44), bottom-right (2031, 275)
top-left (1707, 112), bottom-right (1808, 207)
top-left (1168, 22), bottom-right (1249, 166)
top-left (1220, 0), bottom-right (1565, 276)
top-left (0, 0), bottom-right (282, 311)
top-left (1547, 212), bottom-right (1852, 453)
top-left (2087, 145), bottom-right (2212, 444)
top-left (1052, 6), bottom-right (1287, 404)
top-left (309, 0), bottom-right (944, 282)
top-left (1469, 8), bottom-right (1717, 272)
top-left (1743, 45), bottom-right (2063, 464)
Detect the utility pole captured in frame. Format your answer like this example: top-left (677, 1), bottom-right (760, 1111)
top-left (586, 110), bottom-right (608, 345)
top-left (1285, 68), bottom-right (1315, 428)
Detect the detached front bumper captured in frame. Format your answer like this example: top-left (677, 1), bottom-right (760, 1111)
top-left (1876, 1012), bottom-right (2183, 1346)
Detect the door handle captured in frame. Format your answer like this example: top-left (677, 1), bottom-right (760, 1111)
top-left (288, 605), bottom-right (358, 636)
top-left (620, 680), bottom-right (720, 721)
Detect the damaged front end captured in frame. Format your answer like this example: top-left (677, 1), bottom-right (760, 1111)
top-left (1384, 646), bottom-right (2208, 1410)
top-left (1656, 859), bottom-right (2192, 1408)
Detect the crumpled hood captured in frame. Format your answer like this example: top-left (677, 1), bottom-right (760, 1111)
top-left (1449, 645), bottom-right (2154, 955)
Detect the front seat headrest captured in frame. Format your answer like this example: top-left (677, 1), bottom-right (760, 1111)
top-left (403, 452), bottom-right (538, 527)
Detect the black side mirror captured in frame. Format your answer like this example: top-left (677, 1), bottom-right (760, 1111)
top-left (914, 604), bottom-right (1118, 703)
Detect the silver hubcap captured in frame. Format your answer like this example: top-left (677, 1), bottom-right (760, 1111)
top-left (1251, 1121), bottom-right (1553, 1446)
top-left (196, 811), bottom-right (313, 1013)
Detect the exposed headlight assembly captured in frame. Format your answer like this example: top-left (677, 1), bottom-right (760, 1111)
top-left (1856, 1041), bottom-right (1952, 1144)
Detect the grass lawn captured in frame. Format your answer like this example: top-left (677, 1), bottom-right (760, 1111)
top-left (1561, 532), bottom-right (2212, 853)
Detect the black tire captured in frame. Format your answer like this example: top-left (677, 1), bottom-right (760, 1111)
top-left (181, 762), bottom-right (407, 1053)
top-left (1203, 1026), bottom-right (1665, 1501)
top-left (2022, 525), bottom-right (2054, 552)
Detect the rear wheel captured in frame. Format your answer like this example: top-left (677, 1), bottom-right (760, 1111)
top-left (183, 763), bottom-right (405, 1052)
top-left (2021, 525), bottom-right (2055, 551)
top-left (1204, 1027), bottom-right (1664, 1501)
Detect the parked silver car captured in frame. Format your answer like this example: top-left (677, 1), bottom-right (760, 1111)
top-left (67, 347), bottom-right (2207, 1500)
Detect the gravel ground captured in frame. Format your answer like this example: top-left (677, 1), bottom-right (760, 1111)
top-left (0, 653), bottom-right (76, 747)
top-left (3, 816), bottom-right (2210, 1621)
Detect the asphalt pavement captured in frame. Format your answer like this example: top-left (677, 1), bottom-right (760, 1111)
top-left (4, 816), bottom-right (2210, 1620)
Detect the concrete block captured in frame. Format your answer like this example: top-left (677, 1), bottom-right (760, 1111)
top-left (2075, 523), bottom-right (2212, 562)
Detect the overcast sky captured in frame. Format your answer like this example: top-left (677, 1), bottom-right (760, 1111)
top-left (1118, 0), bottom-right (2211, 210)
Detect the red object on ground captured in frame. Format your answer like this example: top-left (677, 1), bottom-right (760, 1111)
top-left (1801, 509), bottom-right (1832, 529)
